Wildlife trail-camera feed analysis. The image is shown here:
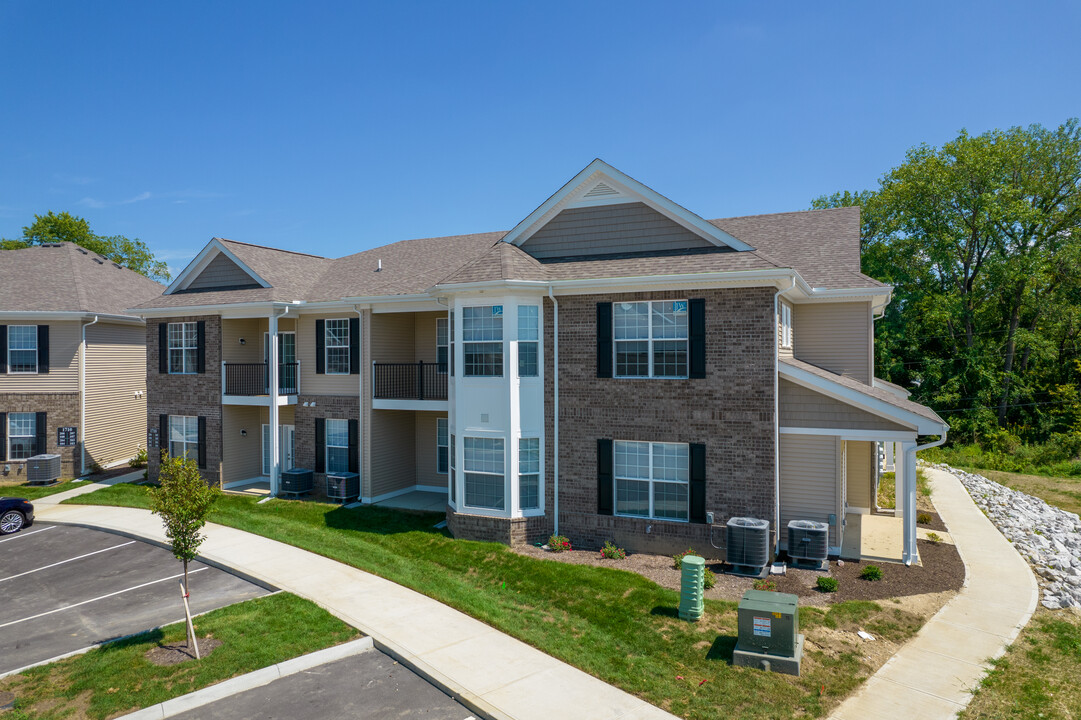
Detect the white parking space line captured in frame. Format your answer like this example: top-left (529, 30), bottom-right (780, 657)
top-left (0, 540), bottom-right (137, 583)
top-left (0, 526), bottom-right (54, 544)
top-left (0, 566), bottom-right (208, 629)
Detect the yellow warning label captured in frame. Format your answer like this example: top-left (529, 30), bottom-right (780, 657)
top-left (773, 612), bottom-right (782, 618)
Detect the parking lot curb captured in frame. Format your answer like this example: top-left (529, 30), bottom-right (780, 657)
top-left (114, 636), bottom-right (374, 720)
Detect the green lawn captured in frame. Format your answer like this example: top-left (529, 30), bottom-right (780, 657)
top-left (66, 484), bottom-right (920, 719)
top-left (875, 469), bottom-right (931, 510)
top-left (0, 478), bottom-right (90, 501)
top-left (952, 466), bottom-right (1081, 517)
top-left (0, 592), bottom-right (359, 720)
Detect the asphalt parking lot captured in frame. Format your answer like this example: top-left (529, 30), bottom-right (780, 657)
top-left (171, 649), bottom-right (474, 720)
top-left (0, 523), bottom-right (270, 675)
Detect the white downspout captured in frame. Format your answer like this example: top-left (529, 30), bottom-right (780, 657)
top-left (548, 285), bottom-right (559, 537)
top-left (79, 315), bottom-right (99, 476)
top-left (903, 431), bottom-right (949, 565)
top-left (773, 276), bottom-right (796, 555)
top-left (268, 305), bottom-right (291, 497)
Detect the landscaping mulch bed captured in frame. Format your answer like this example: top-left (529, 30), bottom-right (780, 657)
top-left (916, 509), bottom-right (949, 532)
top-left (145, 637), bottom-right (223, 666)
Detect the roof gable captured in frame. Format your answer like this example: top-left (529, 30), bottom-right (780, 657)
top-left (166, 238), bottom-right (270, 294)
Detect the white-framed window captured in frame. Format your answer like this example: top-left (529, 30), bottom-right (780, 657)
top-left (463, 305), bottom-right (503, 377)
top-left (436, 418), bottom-right (449, 474)
top-left (7, 413), bottom-right (37, 459)
top-left (168, 415), bottom-right (199, 461)
top-left (449, 433), bottom-right (457, 505)
top-left (614, 440), bottom-right (689, 521)
top-left (7, 326), bottom-right (38, 374)
top-left (614, 301), bottom-right (688, 378)
top-left (436, 318), bottom-right (448, 374)
top-left (325, 319), bottom-right (350, 375)
top-left (167, 322), bottom-right (199, 374)
top-left (519, 437), bottom-right (540, 510)
top-left (780, 303), bottom-right (793, 348)
top-left (326, 418), bottom-right (349, 473)
top-left (464, 436), bottom-right (505, 510)
top-left (518, 305), bottom-right (538, 377)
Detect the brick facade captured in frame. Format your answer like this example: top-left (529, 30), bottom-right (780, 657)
top-left (0, 392), bottom-right (80, 479)
top-left (294, 393), bottom-right (360, 502)
top-left (446, 505), bottom-right (550, 545)
top-left (146, 316), bottom-right (224, 486)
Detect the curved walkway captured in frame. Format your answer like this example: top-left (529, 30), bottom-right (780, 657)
top-left (829, 466), bottom-right (1039, 720)
top-left (32, 500), bottom-right (678, 720)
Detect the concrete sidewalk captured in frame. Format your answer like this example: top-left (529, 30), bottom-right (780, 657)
top-left (829, 466), bottom-right (1039, 720)
top-left (34, 501), bottom-right (677, 720)
top-left (34, 471), bottom-right (144, 505)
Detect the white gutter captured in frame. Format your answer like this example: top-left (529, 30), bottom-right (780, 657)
top-left (79, 315), bottom-right (100, 476)
top-left (0, 311), bottom-right (142, 326)
top-left (548, 285), bottom-right (560, 537)
top-left (902, 431), bottom-right (949, 565)
top-left (772, 277), bottom-right (796, 555)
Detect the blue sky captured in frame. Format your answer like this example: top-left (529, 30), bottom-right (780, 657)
top-left (2, 2), bottom-right (1078, 277)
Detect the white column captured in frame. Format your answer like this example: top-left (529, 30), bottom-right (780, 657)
top-left (883, 441), bottom-right (895, 472)
top-left (268, 312), bottom-right (280, 496)
top-left (901, 441), bottom-right (919, 565)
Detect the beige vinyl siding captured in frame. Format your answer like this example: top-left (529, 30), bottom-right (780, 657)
top-left (83, 322), bottom-right (146, 468)
top-left (1, 321), bottom-right (80, 392)
top-left (186, 253), bottom-right (260, 290)
top-left (369, 409), bottom-right (415, 498)
top-left (793, 302), bottom-right (872, 383)
top-left (521, 202), bottom-right (714, 259)
top-left (415, 411), bottom-right (448, 490)
top-left (413, 312), bottom-right (444, 364)
top-left (780, 434), bottom-right (841, 548)
top-left (844, 441), bottom-right (874, 510)
top-left (778, 300), bottom-right (793, 359)
top-left (222, 318), bottom-right (263, 364)
top-left (779, 379), bottom-right (911, 432)
top-left (298, 313), bottom-right (360, 395)
top-left (221, 405), bottom-right (261, 483)
top-left (371, 312), bottom-right (415, 363)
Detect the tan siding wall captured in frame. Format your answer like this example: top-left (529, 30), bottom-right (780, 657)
top-left (793, 302), bottom-right (871, 383)
top-left (297, 313), bottom-right (359, 395)
top-left (370, 313), bottom-right (415, 363)
top-left (415, 411), bottom-right (448, 490)
top-left (83, 322), bottom-right (146, 468)
top-left (845, 441), bottom-right (874, 510)
top-left (779, 379), bottom-right (911, 432)
top-left (0, 321), bottom-right (80, 392)
top-left (222, 319), bottom-right (263, 364)
top-left (413, 312), bottom-right (444, 364)
top-left (780, 434), bottom-right (841, 547)
top-left (521, 202), bottom-right (714, 259)
top-left (187, 253), bottom-right (259, 289)
top-left (370, 409), bottom-right (415, 497)
top-left (222, 405), bottom-right (261, 483)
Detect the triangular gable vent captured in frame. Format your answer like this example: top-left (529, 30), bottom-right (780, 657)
top-left (583, 182), bottom-right (619, 198)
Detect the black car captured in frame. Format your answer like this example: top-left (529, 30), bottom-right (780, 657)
top-left (0, 497), bottom-right (34, 534)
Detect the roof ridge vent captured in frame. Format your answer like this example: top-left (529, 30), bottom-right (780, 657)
top-left (583, 181), bottom-right (619, 198)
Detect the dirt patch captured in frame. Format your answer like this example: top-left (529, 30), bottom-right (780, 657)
top-left (84, 465), bottom-right (140, 482)
top-left (145, 637), bottom-right (222, 666)
top-left (0, 691), bottom-right (13, 712)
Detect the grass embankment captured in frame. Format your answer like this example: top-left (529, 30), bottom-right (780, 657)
top-left (67, 484), bottom-right (922, 720)
top-left (961, 608), bottom-right (1081, 720)
top-left (875, 469), bottom-right (931, 510)
top-left (0, 478), bottom-right (90, 501)
top-left (923, 442), bottom-right (1081, 479)
top-left (0, 592), bottom-right (358, 720)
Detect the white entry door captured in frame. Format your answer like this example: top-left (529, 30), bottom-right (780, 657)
top-left (262, 424), bottom-right (295, 475)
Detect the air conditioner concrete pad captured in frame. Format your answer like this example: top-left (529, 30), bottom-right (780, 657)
top-left (733, 634), bottom-right (804, 676)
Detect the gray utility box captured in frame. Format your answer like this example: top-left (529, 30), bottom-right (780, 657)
top-left (326, 472), bottom-right (359, 503)
top-left (27, 454), bottom-right (62, 485)
top-left (280, 468), bottom-right (313, 496)
top-left (732, 589), bottom-right (804, 676)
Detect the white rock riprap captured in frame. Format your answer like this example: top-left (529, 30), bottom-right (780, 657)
top-left (924, 462), bottom-right (1081, 609)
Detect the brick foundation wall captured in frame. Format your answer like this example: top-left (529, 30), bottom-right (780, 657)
top-left (147, 316), bottom-right (223, 486)
top-left (446, 505), bottom-right (550, 546)
top-left (0, 392), bottom-right (80, 479)
top-left (294, 394), bottom-right (360, 501)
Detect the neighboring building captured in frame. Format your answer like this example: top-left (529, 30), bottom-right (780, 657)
top-left (133, 160), bottom-right (947, 565)
top-left (0, 242), bottom-right (164, 478)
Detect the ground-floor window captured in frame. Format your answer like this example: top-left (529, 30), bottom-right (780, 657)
top-left (8, 413), bottom-right (37, 459)
top-left (519, 437), bottom-right (540, 510)
top-left (464, 437), bottom-right (504, 510)
top-left (614, 440), bottom-right (689, 521)
top-left (168, 415), bottom-right (199, 462)
top-left (436, 418), bottom-right (448, 474)
top-left (325, 419), bottom-right (349, 474)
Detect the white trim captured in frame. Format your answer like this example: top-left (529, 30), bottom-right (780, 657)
top-left (164, 239), bottom-right (271, 294)
top-left (0, 311), bottom-right (144, 326)
top-left (372, 398), bottom-right (449, 411)
top-left (501, 159), bottom-right (754, 252)
top-left (779, 427), bottom-right (918, 442)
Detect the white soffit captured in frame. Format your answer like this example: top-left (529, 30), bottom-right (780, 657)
top-left (502, 159), bottom-right (754, 252)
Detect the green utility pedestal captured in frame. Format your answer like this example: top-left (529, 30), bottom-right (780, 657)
top-left (678, 555), bottom-right (705, 622)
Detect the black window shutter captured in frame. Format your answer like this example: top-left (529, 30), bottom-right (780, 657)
top-left (349, 317), bottom-right (360, 375)
top-left (158, 323), bottom-right (168, 373)
top-left (197, 416), bottom-right (207, 469)
top-left (315, 319), bottom-right (325, 375)
top-left (35, 412), bottom-right (47, 456)
top-left (597, 438), bottom-right (614, 515)
top-left (0, 413), bottom-right (7, 462)
top-left (689, 299), bottom-right (706, 379)
top-left (348, 418), bottom-right (359, 472)
top-left (596, 303), bottom-right (612, 378)
top-left (314, 417), bottom-right (326, 473)
top-left (159, 414), bottom-right (169, 451)
top-left (0, 325), bottom-right (6, 374)
top-left (196, 321), bottom-right (206, 374)
top-left (690, 442), bottom-right (706, 523)
top-left (37, 325), bottom-right (49, 374)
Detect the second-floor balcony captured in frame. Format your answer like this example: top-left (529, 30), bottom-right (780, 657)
top-left (223, 362), bottom-right (299, 403)
top-left (373, 361), bottom-right (447, 402)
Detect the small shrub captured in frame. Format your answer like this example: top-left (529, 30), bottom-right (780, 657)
top-left (816, 576), bottom-right (839, 593)
top-left (673, 548), bottom-right (697, 570)
top-left (88, 461), bottom-right (103, 474)
top-left (752, 578), bottom-right (777, 592)
top-left (860, 564), bottom-right (884, 581)
top-left (129, 446), bottom-right (149, 468)
top-left (599, 541), bottom-right (626, 560)
top-left (917, 512), bottom-right (932, 525)
top-left (926, 532), bottom-right (942, 544)
top-left (547, 534), bottom-right (572, 553)
top-left (703, 567), bottom-right (716, 590)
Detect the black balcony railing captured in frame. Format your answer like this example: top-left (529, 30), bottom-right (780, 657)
top-left (224, 362), bottom-right (299, 396)
top-left (373, 361), bottom-right (447, 401)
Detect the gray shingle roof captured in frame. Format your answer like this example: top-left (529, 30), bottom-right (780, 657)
top-left (0, 242), bottom-right (165, 315)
